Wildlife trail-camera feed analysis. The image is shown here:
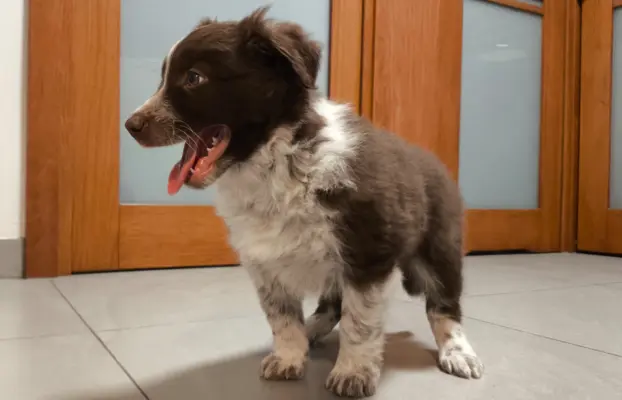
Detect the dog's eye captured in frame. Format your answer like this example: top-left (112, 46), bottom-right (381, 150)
top-left (185, 70), bottom-right (206, 87)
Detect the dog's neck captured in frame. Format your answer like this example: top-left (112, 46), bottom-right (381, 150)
top-left (215, 97), bottom-right (359, 212)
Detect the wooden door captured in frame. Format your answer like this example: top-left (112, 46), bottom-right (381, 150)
top-left (367, 0), bottom-right (570, 253)
top-left (25, 0), bottom-right (366, 276)
top-left (578, 0), bottom-right (622, 254)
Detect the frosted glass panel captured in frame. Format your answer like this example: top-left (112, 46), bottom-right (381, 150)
top-left (459, 0), bottom-right (542, 209)
top-left (611, 9), bottom-right (622, 209)
top-left (120, 0), bottom-right (331, 204)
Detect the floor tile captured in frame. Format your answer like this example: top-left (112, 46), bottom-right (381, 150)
top-left (463, 254), bottom-right (622, 295)
top-left (54, 267), bottom-right (263, 331)
top-left (392, 254), bottom-right (622, 301)
top-left (100, 301), bottom-right (622, 399)
top-left (602, 282), bottom-right (622, 291)
top-left (463, 284), bottom-right (622, 356)
top-left (0, 334), bottom-right (144, 400)
top-left (0, 279), bottom-right (88, 340)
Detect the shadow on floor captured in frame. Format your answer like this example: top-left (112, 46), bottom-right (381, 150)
top-left (65, 331), bottom-right (437, 400)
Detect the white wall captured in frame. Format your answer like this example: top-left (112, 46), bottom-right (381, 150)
top-left (0, 0), bottom-right (25, 240)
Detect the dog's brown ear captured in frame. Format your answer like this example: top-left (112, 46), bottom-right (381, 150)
top-left (273, 22), bottom-right (321, 86)
top-left (238, 6), bottom-right (321, 89)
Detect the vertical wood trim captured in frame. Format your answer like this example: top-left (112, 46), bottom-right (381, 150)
top-left (26, 0), bottom-right (73, 277)
top-left (26, 0), bottom-right (121, 275)
top-left (536, 0), bottom-right (566, 251)
top-left (329, 0), bottom-right (363, 111)
top-left (372, 1), bottom-right (441, 153)
top-left (361, 0), bottom-right (376, 119)
top-left (578, 0), bottom-right (613, 251)
top-left (371, 0), bottom-right (462, 174)
top-left (69, 0), bottom-right (120, 272)
top-left (606, 211), bottom-right (622, 252)
top-left (560, 0), bottom-right (581, 252)
top-left (436, 0), bottom-right (463, 180)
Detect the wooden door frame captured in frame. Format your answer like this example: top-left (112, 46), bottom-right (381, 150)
top-left (560, 0), bottom-right (582, 252)
top-left (577, 0), bottom-right (622, 253)
top-left (25, 0), bottom-right (367, 277)
top-left (364, 0), bottom-right (580, 253)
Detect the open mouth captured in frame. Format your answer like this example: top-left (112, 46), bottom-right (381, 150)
top-left (167, 125), bottom-right (231, 195)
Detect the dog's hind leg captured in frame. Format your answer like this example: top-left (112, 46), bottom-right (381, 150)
top-left (419, 221), bottom-right (484, 379)
top-left (305, 278), bottom-right (342, 344)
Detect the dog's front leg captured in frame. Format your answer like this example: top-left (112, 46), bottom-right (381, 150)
top-left (326, 282), bottom-right (386, 397)
top-left (256, 282), bottom-right (308, 380)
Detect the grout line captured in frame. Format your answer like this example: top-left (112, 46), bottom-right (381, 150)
top-left (463, 315), bottom-right (622, 359)
top-left (592, 282), bottom-right (622, 288)
top-left (92, 313), bottom-right (267, 335)
top-left (392, 280), bottom-right (622, 304)
top-left (0, 331), bottom-right (88, 343)
top-left (51, 281), bottom-right (150, 400)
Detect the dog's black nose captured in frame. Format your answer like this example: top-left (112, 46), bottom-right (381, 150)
top-left (125, 114), bottom-right (146, 134)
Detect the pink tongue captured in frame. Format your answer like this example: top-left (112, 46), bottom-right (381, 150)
top-left (167, 149), bottom-right (197, 195)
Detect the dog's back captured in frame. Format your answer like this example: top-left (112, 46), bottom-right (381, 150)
top-left (311, 108), bottom-right (464, 297)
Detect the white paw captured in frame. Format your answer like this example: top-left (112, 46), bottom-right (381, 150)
top-left (439, 347), bottom-right (484, 379)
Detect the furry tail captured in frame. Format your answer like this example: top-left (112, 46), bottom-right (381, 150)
top-left (399, 258), bottom-right (443, 298)
top-left (398, 262), bottom-right (425, 296)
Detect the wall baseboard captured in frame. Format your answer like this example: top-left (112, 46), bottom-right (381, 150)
top-left (0, 238), bottom-right (23, 278)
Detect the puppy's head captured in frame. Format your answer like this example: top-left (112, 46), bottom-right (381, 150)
top-left (124, 7), bottom-right (321, 195)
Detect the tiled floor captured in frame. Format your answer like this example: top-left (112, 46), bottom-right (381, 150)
top-left (2, 254), bottom-right (622, 399)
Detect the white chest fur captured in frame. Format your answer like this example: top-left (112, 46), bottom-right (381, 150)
top-left (215, 186), bottom-right (341, 295)
top-left (214, 99), bottom-right (357, 296)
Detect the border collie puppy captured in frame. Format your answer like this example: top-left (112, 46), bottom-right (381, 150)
top-left (125, 7), bottom-right (483, 397)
